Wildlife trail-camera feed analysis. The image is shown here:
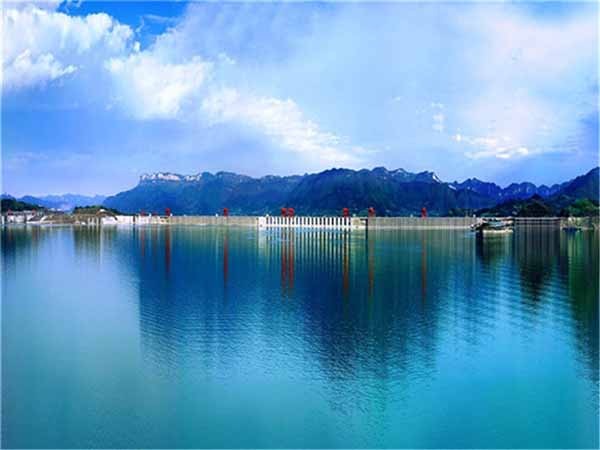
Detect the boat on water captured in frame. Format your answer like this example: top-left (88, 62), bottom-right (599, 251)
top-left (471, 218), bottom-right (514, 234)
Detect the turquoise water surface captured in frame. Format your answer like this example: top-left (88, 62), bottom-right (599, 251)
top-left (2, 226), bottom-right (598, 448)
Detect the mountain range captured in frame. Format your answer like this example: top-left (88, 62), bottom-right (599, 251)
top-left (1, 193), bottom-right (106, 212)
top-left (101, 167), bottom-right (599, 216)
top-left (449, 178), bottom-right (568, 201)
top-left (4, 167), bottom-right (597, 216)
top-left (478, 168), bottom-right (600, 217)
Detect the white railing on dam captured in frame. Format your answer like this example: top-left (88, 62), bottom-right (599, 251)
top-left (513, 217), bottom-right (561, 228)
top-left (258, 216), bottom-right (362, 229)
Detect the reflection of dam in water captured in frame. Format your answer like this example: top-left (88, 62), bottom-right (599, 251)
top-left (263, 229), bottom-right (377, 300)
top-left (133, 227), bottom-right (453, 402)
top-left (133, 226), bottom-right (531, 309)
top-left (255, 228), bottom-right (438, 303)
top-left (133, 227), bottom-right (480, 371)
top-left (259, 229), bottom-right (357, 298)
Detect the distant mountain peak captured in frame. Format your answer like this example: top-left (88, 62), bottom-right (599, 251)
top-left (140, 172), bottom-right (187, 182)
top-left (365, 167), bottom-right (442, 183)
top-left (416, 170), bottom-right (442, 183)
top-left (371, 166), bottom-right (388, 172)
top-left (139, 171), bottom-right (256, 184)
top-left (465, 177), bottom-right (484, 184)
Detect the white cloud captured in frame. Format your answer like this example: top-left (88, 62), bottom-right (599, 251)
top-left (455, 132), bottom-right (541, 160)
top-left (430, 102), bottom-right (445, 132)
top-left (432, 113), bottom-right (445, 133)
top-left (3, 50), bottom-right (76, 90)
top-left (1, 4), bottom-right (364, 164)
top-left (467, 5), bottom-right (596, 80)
top-left (202, 88), bottom-right (364, 165)
top-left (451, 90), bottom-right (575, 160)
top-left (2, 4), bottom-right (134, 90)
top-left (3, 5), bottom-right (133, 58)
top-left (8, 0), bottom-right (63, 12)
top-left (447, 5), bottom-right (597, 160)
top-left (106, 53), bottom-right (212, 119)
top-left (100, 9), bottom-right (366, 164)
top-left (465, 143), bottom-right (531, 160)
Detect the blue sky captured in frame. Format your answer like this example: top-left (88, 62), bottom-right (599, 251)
top-left (2, 1), bottom-right (598, 196)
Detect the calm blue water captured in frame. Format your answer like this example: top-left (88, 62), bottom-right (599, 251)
top-left (2, 226), bottom-right (598, 448)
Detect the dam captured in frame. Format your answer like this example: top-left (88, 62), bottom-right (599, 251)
top-left (2, 212), bottom-right (478, 229)
top-left (3, 211), bottom-right (598, 230)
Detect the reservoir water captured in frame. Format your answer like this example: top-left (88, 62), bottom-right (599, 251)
top-left (2, 226), bottom-right (598, 448)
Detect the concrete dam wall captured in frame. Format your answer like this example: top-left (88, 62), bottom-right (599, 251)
top-left (169, 216), bottom-right (478, 229)
top-left (367, 217), bottom-right (477, 229)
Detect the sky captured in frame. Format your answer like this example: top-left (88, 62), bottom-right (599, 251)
top-left (1, 0), bottom-right (598, 196)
